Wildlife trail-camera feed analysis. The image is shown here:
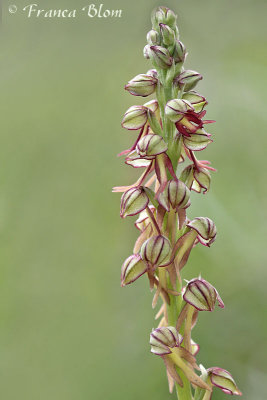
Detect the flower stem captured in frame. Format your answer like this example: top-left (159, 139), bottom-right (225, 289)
top-left (183, 305), bottom-right (194, 352)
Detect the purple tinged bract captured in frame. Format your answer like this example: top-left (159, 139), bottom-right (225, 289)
top-left (175, 70), bottom-right (203, 92)
top-left (159, 23), bottom-right (175, 46)
top-left (148, 45), bottom-right (173, 69)
top-left (173, 40), bottom-right (186, 63)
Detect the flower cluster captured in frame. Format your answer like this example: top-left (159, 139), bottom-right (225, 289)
top-left (114, 6), bottom-right (241, 400)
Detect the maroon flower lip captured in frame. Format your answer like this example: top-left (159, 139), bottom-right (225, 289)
top-left (175, 109), bottom-right (215, 137)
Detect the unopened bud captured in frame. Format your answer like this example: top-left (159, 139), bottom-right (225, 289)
top-left (148, 46), bottom-right (173, 69)
top-left (147, 29), bottom-right (160, 45)
top-left (121, 254), bottom-right (147, 286)
top-left (193, 168), bottom-right (211, 194)
top-left (182, 91), bottom-right (207, 112)
top-left (159, 23), bottom-right (175, 46)
top-left (180, 165), bottom-right (194, 187)
top-left (187, 217), bottom-right (216, 246)
top-left (152, 6), bottom-right (177, 29)
top-left (120, 187), bottom-right (149, 218)
top-left (140, 235), bottom-right (172, 267)
top-left (144, 99), bottom-right (159, 113)
top-left (125, 74), bottom-right (158, 97)
top-left (175, 70), bottom-right (203, 92)
top-left (183, 129), bottom-right (212, 151)
top-left (173, 40), bottom-right (186, 63)
top-left (165, 99), bottom-right (193, 122)
top-left (150, 326), bottom-right (183, 355)
top-left (136, 134), bottom-right (167, 159)
top-left (207, 367), bottom-right (242, 396)
top-left (183, 278), bottom-right (224, 311)
top-left (158, 179), bottom-right (191, 211)
top-left (121, 105), bottom-right (148, 130)
top-left (181, 165), bottom-right (211, 194)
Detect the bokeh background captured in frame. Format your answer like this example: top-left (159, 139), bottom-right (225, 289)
top-left (0, 0), bottom-right (266, 399)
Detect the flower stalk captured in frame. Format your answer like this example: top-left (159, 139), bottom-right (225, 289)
top-left (114, 6), bottom-right (241, 400)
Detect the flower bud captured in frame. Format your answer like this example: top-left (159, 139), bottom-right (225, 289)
top-left (120, 186), bottom-right (149, 218)
top-left (140, 235), bottom-right (172, 267)
top-left (165, 99), bottom-right (194, 123)
top-left (183, 278), bottom-right (224, 311)
top-left (153, 6), bottom-right (177, 29)
top-left (158, 179), bottom-right (191, 211)
top-left (175, 70), bottom-right (203, 92)
top-left (121, 105), bottom-right (148, 130)
top-left (180, 165), bottom-right (211, 194)
top-left (125, 74), bottom-right (158, 97)
top-left (121, 254), bottom-right (147, 286)
top-left (143, 99), bottom-right (159, 113)
top-left (147, 29), bottom-right (160, 45)
top-left (159, 23), bottom-right (175, 46)
top-left (207, 367), bottom-right (242, 396)
top-left (180, 165), bottom-right (194, 187)
top-left (193, 168), bottom-right (211, 194)
top-left (187, 217), bottom-right (216, 246)
top-left (182, 91), bottom-right (207, 112)
top-left (150, 326), bottom-right (183, 355)
top-left (148, 46), bottom-right (173, 69)
top-left (173, 40), bottom-right (186, 63)
top-left (183, 129), bottom-right (212, 151)
top-left (136, 134), bottom-right (167, 159)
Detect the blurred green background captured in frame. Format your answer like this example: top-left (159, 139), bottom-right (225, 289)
top-left (0, 0), bottom-right (266, 399)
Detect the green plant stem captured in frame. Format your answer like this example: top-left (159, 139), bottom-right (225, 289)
top-left (183, 305), bottom-right (194, 352)
top-left (175, 378), bottom-right (193, 400)
top-left (156, 66), bottom-right (193, 400)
